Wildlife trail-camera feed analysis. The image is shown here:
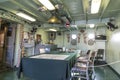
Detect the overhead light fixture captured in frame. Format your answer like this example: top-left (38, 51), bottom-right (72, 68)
top-left (16, 12), bottom-right (36, 22)
top-left (48, 16), bottom-right (61, 24)
top-left (49, 29), bottom-right (57, 32)
top-left (89, 24), bottom-right (95, 28)
top-left (88, 33), bottom-right (95, 39)
top-left (91, 0), bottom-right (101, 14)
top-left (38, 0), bottom-right (55, 10)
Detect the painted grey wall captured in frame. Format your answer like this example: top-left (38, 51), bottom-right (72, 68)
top-left (35, 28), bottom-right (49, 44)
top-left (54, 27), bottom-right (106, 54)
top-left (106, 14), bottom-right (120, 74)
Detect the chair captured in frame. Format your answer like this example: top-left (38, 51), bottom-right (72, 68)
top-left (71, 60), bottom-right (91, 80)
top-left (80, 50), bottom-right (90, 56)
top-left (71, 50), bottom-right (93, 80)
top-left (95, 49), bottom-right (104, 64)
top-left (89, 51), bottom-right (97, 80)
top-left (77, 50), bottom-right (92, 62)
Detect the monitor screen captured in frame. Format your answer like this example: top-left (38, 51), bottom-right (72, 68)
top-left (39, 48), bottom-right (46, 53)
top-left (45, 48), bottom-right (50, 53)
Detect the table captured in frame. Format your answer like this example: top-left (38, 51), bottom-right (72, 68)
top-left (30, 54), bottom-right (69, 60)
top-left (17, 53), bottom-right (77, 80)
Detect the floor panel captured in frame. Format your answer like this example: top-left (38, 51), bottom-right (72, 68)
top-left (0, 66), bottom-right (119, 80)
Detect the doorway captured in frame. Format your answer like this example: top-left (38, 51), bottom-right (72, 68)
top-left (0, 21), bottom-right (16, 69)
top-left (6, 24), bottom-right (16, 68)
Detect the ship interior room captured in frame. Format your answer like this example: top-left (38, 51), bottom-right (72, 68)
top-left (0, 0), bottom-right (120, 80)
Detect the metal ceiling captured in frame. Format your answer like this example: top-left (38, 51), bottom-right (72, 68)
top-left (0, 0), bottom-right (120, 31)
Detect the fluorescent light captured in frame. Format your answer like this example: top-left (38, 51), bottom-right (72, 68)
top-left (49, 29), bottom-right (57, 31)
top-left (16, 12), bottom-right (36, 22)
top-left (89, 24), bottom-right (95, 28)
top-left (48, 16), bottom-right (61, 23)
top-left (38, 0), bottom-right (55, 10)
top-left (91, 0), bottom-right (101, 14)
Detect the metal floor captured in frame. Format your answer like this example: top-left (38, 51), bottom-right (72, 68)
top-left (0, 66), bottom-right (119, 80)
top-left (95, 66), bottom-right (120, 80)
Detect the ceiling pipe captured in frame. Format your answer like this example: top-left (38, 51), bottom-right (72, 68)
top-left (85, 10), bottom-right (88, 24)
top-left (0, 11), bottom-right (24, 23)
top-left (0, 8), bottom-right (25, 23)
top-left (25, 0), bottom-right (51, 19)
top-left (59, 0), bottom-right (72, 21)
top-left (0, 0), bottom-right (10, 3)
top-left (99, 0), bottom-right (110, 21)
top-left (74, 18), bottom-right (109, 26)
top-left (82, 0), bottom-right (89, 24)
top-left (10, 0), bottom-right (46, 22)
